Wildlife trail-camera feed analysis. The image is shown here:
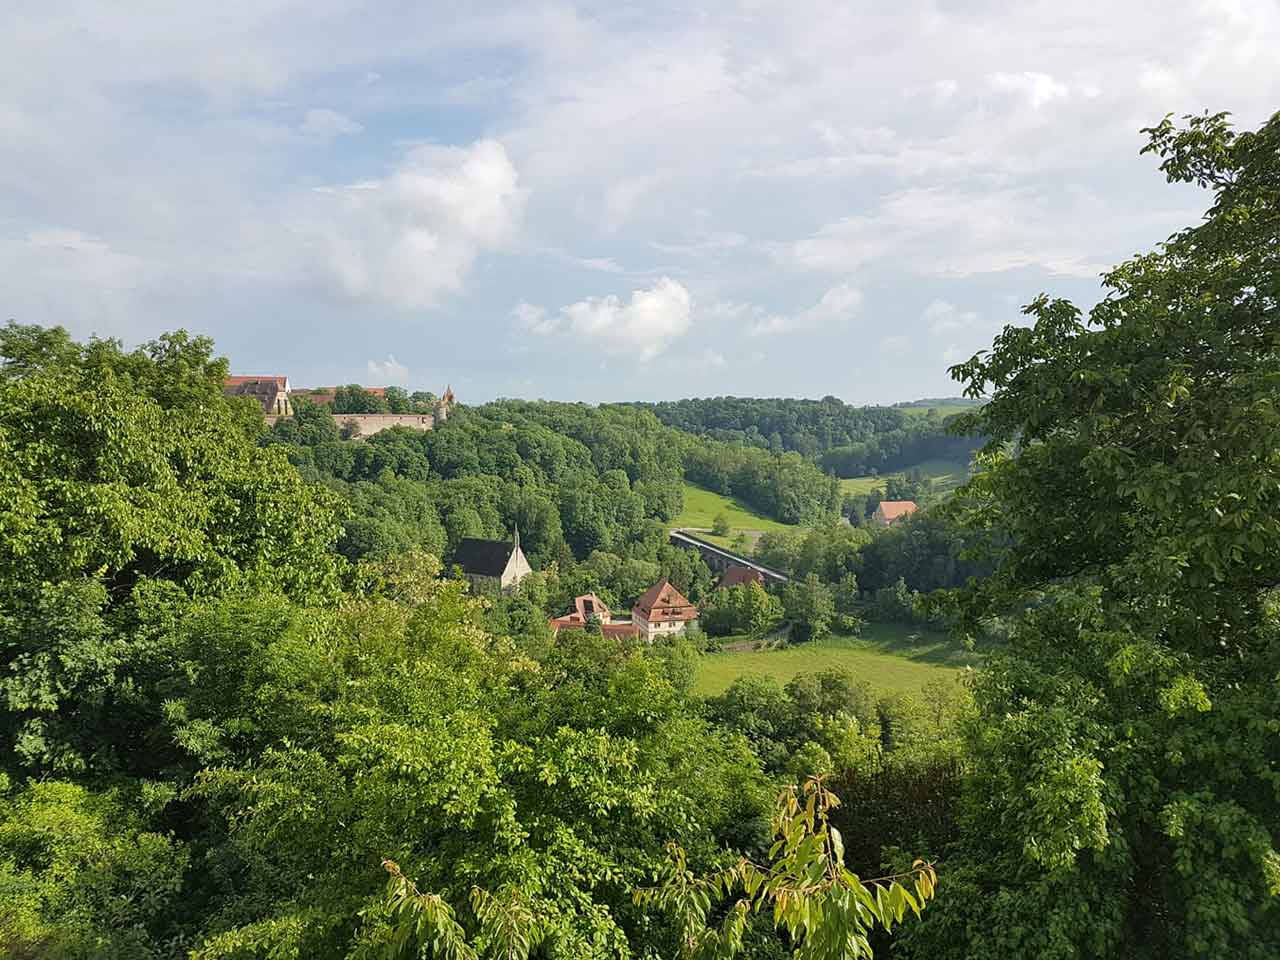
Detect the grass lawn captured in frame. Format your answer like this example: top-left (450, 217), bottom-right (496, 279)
top-left (694, 622), bottom-right (979, 698)
top-left (838, 458), bottom-right (971, 497)
top-left (674, 483), bottom-right (795, 540)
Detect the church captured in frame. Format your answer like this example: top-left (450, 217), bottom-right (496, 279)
top-left (450, 530), bottom-right (532, 594)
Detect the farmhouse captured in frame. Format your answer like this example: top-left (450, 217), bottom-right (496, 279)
top-left (548, 594), bottom-right (640, 639)
top-left (631, 579), bottom-right (698, 641)
top-left (451, 531), bottom-right (532, 594)
top-left (872, 500), bottom-right (918, 526)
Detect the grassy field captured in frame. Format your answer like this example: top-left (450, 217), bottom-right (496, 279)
top-left (694, 623), bottom-right (978, 698)
top-left (674, 483), bottom-right (795, 544)
top-left (838, 458), bottom-right (971, 496)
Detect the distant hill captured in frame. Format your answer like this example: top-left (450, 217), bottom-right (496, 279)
top-left (635, 396), bottom-right (983, 480)
top-left (892, 396), bottom-right (981, 407)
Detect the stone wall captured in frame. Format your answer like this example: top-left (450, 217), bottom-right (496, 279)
top-left (264, 412), bottom-right (435, 438)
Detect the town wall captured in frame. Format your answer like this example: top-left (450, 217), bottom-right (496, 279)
top-left (264, 413), bottom-right (435, 438)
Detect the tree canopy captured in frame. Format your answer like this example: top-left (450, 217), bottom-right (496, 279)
top-left (905, 110), bottom-right (1280, 958)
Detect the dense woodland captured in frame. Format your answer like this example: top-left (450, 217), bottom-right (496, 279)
top-left (638, 397), bottom-right (983, 480)
top-left (1, 111), bottom-right (1278, 958)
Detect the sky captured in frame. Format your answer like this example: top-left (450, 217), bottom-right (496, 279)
top-left (3, 1), bottom-right (1279, 404)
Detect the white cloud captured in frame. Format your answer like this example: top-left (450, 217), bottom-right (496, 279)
top-left (702, 348), bottom-right (727, 369)
top-left (932, 79), bottom-right (958, 103)
top-left (922, 299), bottom-right (980, 335)
top-left (3, 0), bottom-right (1280, 401)
top-left (367, 354), bottom-right (409, 385)
top-left (300, 108), bottom-right (362, 138)
top-left (987, 71), bottom-right (1070, 109)
top-left (750, 282), bottom-right (864, 337)
top-left (296, 139), bottom-right (524, 309)
top-left (512, 301), bottom-right (558, 335)
top-left (559, 277), bottom-right (692, 360)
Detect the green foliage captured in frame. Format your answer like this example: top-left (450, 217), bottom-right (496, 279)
top-left (640, 396), bottom-right (981, 481)
top-left (905, 111), bottom-right (1280, 958)
top-left (701, 583), bottom-right (785, 639)
top-left (333, 384), bottom-right (389, 413)
top-left (633, 778), bottom-right (937, 959)
top-left (684, 442), bottom-right (840, 525)
top-left (712, 511), bottom-right (732, 537)
top-left (0, 779), bottom-right (189, 959)
top-left (0, 325), bottom-right (343, 776)
top-left (0, 323), bottom-right (944, 959)
top-left (707, 669), bottom-right (882, 777)
top-left (783, 576), bottom-right (836, 644)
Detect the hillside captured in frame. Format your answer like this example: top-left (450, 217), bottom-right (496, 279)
top-left (838, 457), bottom-right (971, 497)
top-left (673, 481), bottom-right (795, 550)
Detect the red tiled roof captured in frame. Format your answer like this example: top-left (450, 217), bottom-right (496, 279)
top-left (877, 500), bottom-right (918, 520)
top-left (633, 579), bottom-right (698, 623)
top-left (718, 565), bottom-right (764, 589)
top-left (548, 618), bottom-right (639, 639)
top-left (224, 376), bottom-right (288, 388)
top-left (548, 594), bottom-right (613, 629)
top-left (602, 622), bottom-right (640, 639)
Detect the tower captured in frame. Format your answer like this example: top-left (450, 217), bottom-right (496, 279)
top-left (435, 384), bottom-right (454, 423)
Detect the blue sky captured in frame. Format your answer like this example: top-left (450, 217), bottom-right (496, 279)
top-left (3, 1), bottom-right (1278, 403)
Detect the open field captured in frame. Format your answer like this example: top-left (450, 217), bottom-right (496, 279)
top-left (838, 458), bottom-right (971, 496)
top-left (674, 483), bottom-right (796, 543)
top-left (694, 623), bottom-right (979, 698)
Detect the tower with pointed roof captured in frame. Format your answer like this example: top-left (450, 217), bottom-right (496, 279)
top-left (435, 385), bottom-right (455, 423)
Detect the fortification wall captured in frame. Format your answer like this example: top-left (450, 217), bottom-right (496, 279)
top-left (264, 413), bottom-right (435, 438)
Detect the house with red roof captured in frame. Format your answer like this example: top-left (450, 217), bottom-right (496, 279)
top-left (548, 593), bottom-right (640, 639)
top-left (631, 579), bottom-right (698, 641)
top-left (872, 500), bottom-right (918, 526)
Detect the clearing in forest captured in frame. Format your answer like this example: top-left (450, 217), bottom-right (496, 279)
top-left (694, 623), bottom-right (978, 698)
top-left (673, 482), bottom-right (795, 549)
top-left (837, 458), bottom-right (970, 496)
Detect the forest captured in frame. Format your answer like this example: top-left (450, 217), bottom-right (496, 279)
top-left (637, 396), bottom-right (983, 480)
top-left (1, 111), bottom-right (1278, 958)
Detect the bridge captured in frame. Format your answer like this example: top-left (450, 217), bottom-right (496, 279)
top-left (668, 530), bottom-right (790, 585)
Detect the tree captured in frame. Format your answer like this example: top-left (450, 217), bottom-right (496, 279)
top-left (908, 111), bottom-right (1280, 958)
top-left (384, 385), bottom-right (411, 413)
top-left (711, 511), bottom-right (731, 537)
top-left (0, 327), bottom-right (344, 776)
top-left (700, 583), bottom-right (784, 639)
top-left (632, 778), bottom-right (937, 959)
top-left (783, 575), bottom-right (836, 643)
top-left (333, 384), bottom-right (388, 413)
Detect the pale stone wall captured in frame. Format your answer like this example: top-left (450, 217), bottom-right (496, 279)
top-left (499, 546), bottom-right (533, 592)
top-left (264, 413), bottom-right (435, 437)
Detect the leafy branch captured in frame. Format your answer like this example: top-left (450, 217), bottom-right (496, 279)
top-left (634, 777), bottom-right (937, 959)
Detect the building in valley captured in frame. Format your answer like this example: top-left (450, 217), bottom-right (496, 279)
top-left (716, 565), bottom-right (765, 590)
top-left (548, 593), bottom-right (640, 640)
top-left (223, 376), bottom-right (292, 415)
top-left (871, 500), bottom-right (918, 527)
top-left (631, 579), bottom-right (698, 641)
top-left (451, 530), bottom-right (532, 594)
